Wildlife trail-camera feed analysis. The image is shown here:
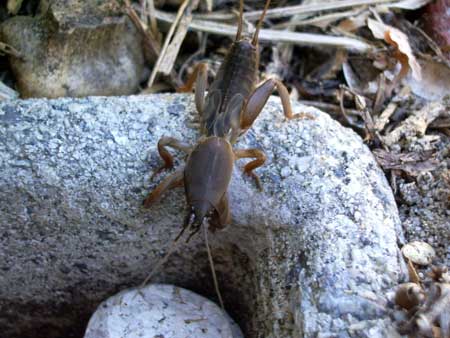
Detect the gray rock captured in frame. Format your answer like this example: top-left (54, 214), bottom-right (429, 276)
top-left (0, 94), bottom-right (407, 338)
top-left (84, 284), bottom-right (243, 338)
top-left (0, 0), bottom-right (147, 98)
top-left (0, 81), bottom-right (19, 100)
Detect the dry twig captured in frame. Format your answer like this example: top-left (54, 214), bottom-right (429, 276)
top-left (373, 148), bottom-right (439, 176)
top-left (155, 10), bottom-right (372, 51)
top-left (141, 0), bottom-right (160, 41)
top-left (147, 0), bottom-right (200, 89)
top-left (382, 102), bottom-right (447, 146)
top-left (277, 8), bottom-right (364, 29)
top-left (374, 102), bottom-right (397, 132)
top-left (124, 0), bottom-right (161, 61)
top-left (194, 0), bottom-right (404, 21)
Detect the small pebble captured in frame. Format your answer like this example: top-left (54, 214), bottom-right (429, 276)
top-left (401, 241), bottom-right (436, 266)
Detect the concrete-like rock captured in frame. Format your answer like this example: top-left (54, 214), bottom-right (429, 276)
top-left (0, 94), bottom-right (406, 338)
top-left (84, 284), bottom-right (243, 338)
top-left (0, 0), bottom-right (147, 98)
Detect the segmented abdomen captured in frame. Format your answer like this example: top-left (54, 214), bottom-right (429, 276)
top-left (203, 40), bottom-right (258, 137)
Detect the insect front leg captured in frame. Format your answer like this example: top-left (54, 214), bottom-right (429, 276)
top-left (143, 168), bottom-right (184, 208)
top-left (234, 148), bottom-right (267, 191)
top-left (177, 62), bottom-right (209, 116)
top-left (209, 194), bottom-right (231, 232)
top-left (240, 78), bottom-right (314, 132)
top-left (152, 136), bottom-right (192, 177)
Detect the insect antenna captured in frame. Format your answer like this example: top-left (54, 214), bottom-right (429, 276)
top-left (235, 0), bottom-right (244, 41)
top-left (251, 0), bottom-right (271, 46)
top-left (137, 222), bottom-right (192, 292)
top-left (203, 221), bottom-right (225, 310)
top-left (135, 217), bottom-right (225, 311)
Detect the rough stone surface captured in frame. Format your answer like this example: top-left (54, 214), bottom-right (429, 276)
top-left (84, 284), bottom-right (243, 338)
top-left (0, 94), bottom-right (407, 338)
top-left (0, 0), bottom-right (147, 98)
top-left (397, 134), bottom-right (450, 268)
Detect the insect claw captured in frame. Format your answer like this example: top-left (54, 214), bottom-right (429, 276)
top-left (249, 172), bottom-right (263, 191)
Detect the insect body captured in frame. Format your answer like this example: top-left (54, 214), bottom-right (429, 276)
top-left (177, 0), bottom-right (313, 183)
top-left (141, 0), bottom-right (312, 308)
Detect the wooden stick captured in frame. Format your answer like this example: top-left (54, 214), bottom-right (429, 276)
top-left (125, 0), bottom-right (160, 61)
top-left (154, 10), bottom-right (372, 52)
top-left (194, 0), bottom-right (404, 21)
top-left (147, 0), bottom-right (196, 89)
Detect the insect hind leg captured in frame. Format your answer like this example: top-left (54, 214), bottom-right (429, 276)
top-left (177, 63), bottom-right (209, 116)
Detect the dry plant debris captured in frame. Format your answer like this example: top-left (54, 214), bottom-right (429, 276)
top-left (395, 264), bottom-right (450, 338)
top-left (368, 17), bottom-right (422, 92)
top-left (373, 148), bottom-right (439, 176)
top-left (124, 0), bottom-right (161, 61)
top-left (381, 101), bottom-right (447, 146)
top-left (146, 0), bottom-right (200, 88)
top-left (407, 58), bottom-right (450, 101)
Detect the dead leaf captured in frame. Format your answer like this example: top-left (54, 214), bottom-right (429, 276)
top-left (407, 58), bottom-right (450, 101)
top-left (374, 148), bottom-right (439, 176)
top-left (368, 18), bottom-right (421, 83)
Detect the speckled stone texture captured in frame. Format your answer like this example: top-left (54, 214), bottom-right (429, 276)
top-left (0, 94), bottom-right (406, 338)
top-left (0, 0), bottom-right (147, 98)
top-left (84, 284), bottom-right (243, 338)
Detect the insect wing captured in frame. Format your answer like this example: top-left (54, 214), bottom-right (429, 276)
top-left (184, 137), bottom-right (234, 211)
top-left (203, 90), bottom-right (222, 135)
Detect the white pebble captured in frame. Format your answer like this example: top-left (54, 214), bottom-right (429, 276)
top-left (84, 284), bottom-right (243, 338)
